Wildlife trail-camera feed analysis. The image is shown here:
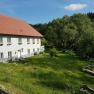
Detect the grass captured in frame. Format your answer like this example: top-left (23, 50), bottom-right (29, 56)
top-left (0, 52), bottom-right (94, 94)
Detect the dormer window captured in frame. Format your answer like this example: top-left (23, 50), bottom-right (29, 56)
top-left (7, 37), bottom-right (11, 45)
top-left (18, 38), bottom-right (22, 45)
top-left (0, 37), bottom-right (3, 46)
top-left (27, 38), bottom-right (30, 44)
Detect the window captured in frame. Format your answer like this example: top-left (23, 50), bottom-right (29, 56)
top-left (8, 51), bottom-right (12, 59)
top-left (7, 37), bottom-right (11, 45)
top-left (27, 38), bottom-right (30, 44)
top-left (37, 39), bottom-right (39, 44)
top-left (21, 48), bottom-right (23, 52)
top-left (0, 37), bottom-right (3, 46)
top-left (33, 48), bottom-right (35, 53)
top-left (18, 38), bottom-right (22, 45)
top-left (27, 49), bottom-right (30, 55)
top-left (37, 48), bottom-right (39, 52)
top-left (0, 53), bottom-right (4, 59)
top-left (32, 39), bottom-right (35, 44)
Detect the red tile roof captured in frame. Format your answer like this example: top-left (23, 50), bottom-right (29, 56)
top-left (0, 15), bottom-right (43, 37)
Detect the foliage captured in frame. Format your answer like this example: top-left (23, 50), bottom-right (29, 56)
top-left (32, 13), bottom-right (94, 59)
top-left (48, 48), bottom-right (58, 58)
top-left (41, 38), bottom-right (48, 46)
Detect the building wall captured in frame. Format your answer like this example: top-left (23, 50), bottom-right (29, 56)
top-left (0, 35), bottom-right (44, 62)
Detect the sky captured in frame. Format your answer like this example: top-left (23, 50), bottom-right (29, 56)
top-left (0, 0), bottom-right (94, 24)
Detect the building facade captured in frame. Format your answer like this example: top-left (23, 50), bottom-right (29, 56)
top-left (0, 15), bottom-right (44, 62)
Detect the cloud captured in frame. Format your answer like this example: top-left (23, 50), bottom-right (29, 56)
top-left (64, 3), bottom-right (88, 11)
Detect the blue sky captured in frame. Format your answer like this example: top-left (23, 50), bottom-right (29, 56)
top-left (0, 0), bottom-right (94, 24)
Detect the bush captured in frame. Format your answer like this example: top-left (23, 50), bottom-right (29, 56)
top-left (49, 48), bottom-right (58, 58)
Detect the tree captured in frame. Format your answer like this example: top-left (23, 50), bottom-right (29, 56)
top-left (31, 13), bottom-right (94, 59)
top-left (76, 25), bottom-right (94, 59)
top-left (45, 26), bottom-right (58, 48)
top-left (49, 48), bottom-right (58, 58)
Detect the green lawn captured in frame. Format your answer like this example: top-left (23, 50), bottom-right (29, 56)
top-left (0, 52), bottom-right (94, 94)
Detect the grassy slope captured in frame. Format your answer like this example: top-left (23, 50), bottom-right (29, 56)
top-left (0, 52), bottom-right (94, 94)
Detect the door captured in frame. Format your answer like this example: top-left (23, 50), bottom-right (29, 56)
top-left (17, 50), bottom-right (21, 58)
top-left (8, 51), bottom-right (12, 59)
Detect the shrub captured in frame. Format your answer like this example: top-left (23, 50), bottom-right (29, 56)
top-left (48, 48), bottom-right (58, 58)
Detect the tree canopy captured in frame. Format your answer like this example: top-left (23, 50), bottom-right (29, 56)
top-left (31, 13), bottom-right (94, 59)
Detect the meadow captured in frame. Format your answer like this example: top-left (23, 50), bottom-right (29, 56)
top-left (0, 52), bottom-right (94, 94)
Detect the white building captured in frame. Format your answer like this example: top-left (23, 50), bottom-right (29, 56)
top-left (0, 15), bottom-right (44, 62)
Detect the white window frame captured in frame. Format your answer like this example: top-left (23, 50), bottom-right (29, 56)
top-left (32, 38), bottom-right (35, 44)
top-left (27, 38), bottom-right (30, 44)
top-left (8, 51), bottom-right (12, 59)
top-left (0, 52), bottom-right (4, 59)
top-left (27, 49), bottom-right (30, 55)
top-left (18, 38), bottom-right (22, 45)
top-left (7, 37), bottom-right (11, 45)
top-left (37, 39), bottom-right (39, 44)
top-left (0, 37), bottom-right (3, 46)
